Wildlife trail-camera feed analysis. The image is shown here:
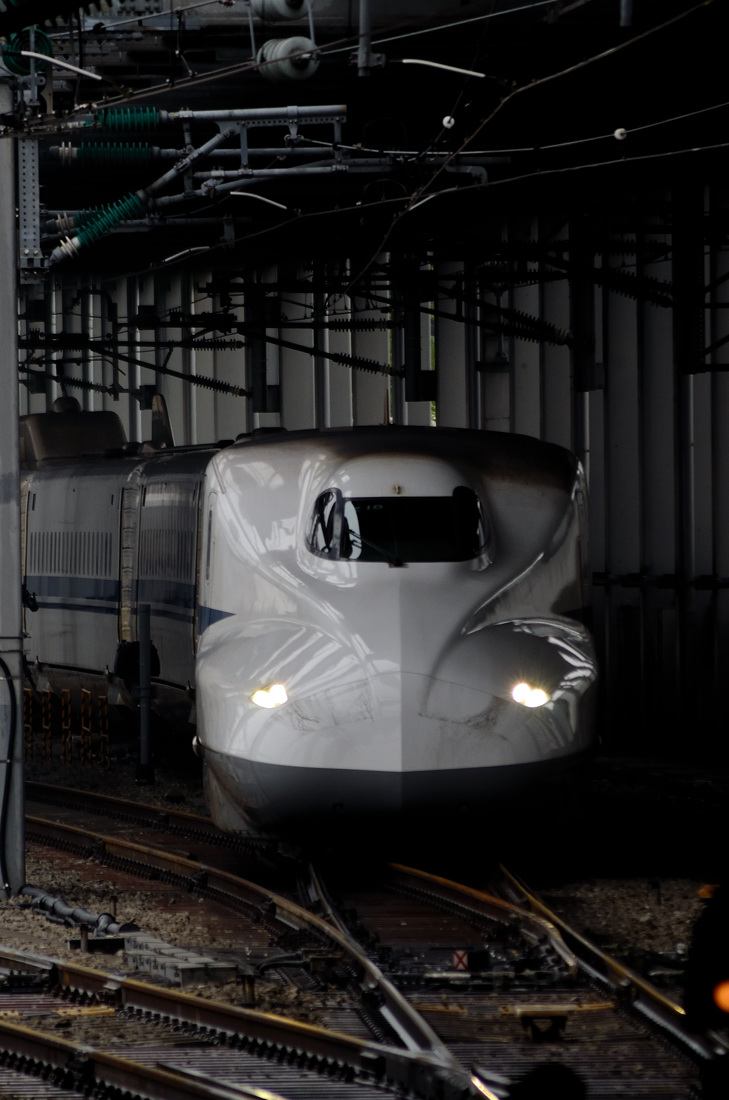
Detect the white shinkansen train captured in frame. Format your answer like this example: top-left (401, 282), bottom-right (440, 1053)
top-left (20, 402), bottom-right (597, 831)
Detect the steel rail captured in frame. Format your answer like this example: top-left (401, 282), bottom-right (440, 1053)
top-left (303, 859), bottom-right (716, 1098)
top-left (0, 944), bottom-right (404, 1068)
top-left (305, 859), bottom-right (577, 980)
top-left (20, 795), bottom-right (714, 1093)
top-left (388, 863), bottom-right (579, 979)
top-left (497, 864), bottom-right (729, 1066)
top-left (303, 859), bottom-right (606, 1100)
top-left (0, 947), bottom-right (470, 1100)
top-left (300, 862), bottom-right (463, 1058)
top-left (0, 1015), bottom-right (288, 1100)
top-left (22, 815), bottom-right (476, 1097)
top-left (25, 781), bottom-right (258, 850)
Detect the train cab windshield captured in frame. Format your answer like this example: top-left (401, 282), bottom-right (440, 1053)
top-left (308, 486), bottom-right (489, 564)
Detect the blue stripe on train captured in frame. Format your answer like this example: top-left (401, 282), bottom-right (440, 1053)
top-left (31, 598), bottom-right (195, 625)
top-left (198, 605), bottom-right (234, 633)
top-left (135, 578), bottom-right (196, 608)
top-left (27, 576), bottom-right (197, 608)
top-left (26, 575), bottom-right (230, 632)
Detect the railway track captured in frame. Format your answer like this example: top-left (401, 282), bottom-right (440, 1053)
top-left (0, 944), bottom-right (444, 1100)
top-left (5, 783), bottom-right (728, 1098)
top-left (309, 860), bottom-right (729, 1096)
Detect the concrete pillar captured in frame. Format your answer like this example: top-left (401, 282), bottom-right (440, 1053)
top-left (190, 310), bottom-right (217, 446)
top-left (640, 215), bottom-right (679, 736)
top-left (479, 273), bottom-right (510, 434)
top-left (44, 283), bottom-right (62, 408)
top-left (510, 220), bottom-right (541, 440)
top-left (96, 281), bottom-right (120, 418)
top-left (125, 278), bottom-right (142, 441)
top-left (144, 272), bottom-right (178, 443)
top-left (60, 287), bottom-right (80, 406)
top-left (540, 223), bottom-right (572, 450)
top-left (212, 292), bottom-right (249, 440)
top-left (179, 270), bottom-right (197, 445)
top-left (433, 262), bottom-right (470, 428)
top-left (709, 184), bottom-right (729, 736)
top-left (405, 300), bottom-right (432, 426)
top-left (245, 271), bottom-right (279, 433)
top-left (351, 287), bottom-right (392, 426)
top-left (81, 289), bottom-right (95, 409)
top-left (324, 282), bottom-right (353, 427)
top-left (280, 275), bottom-right (315, 430)
top-left (603, 237), bottom-right (643, 743)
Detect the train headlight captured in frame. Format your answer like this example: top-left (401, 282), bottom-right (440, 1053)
top-left (511, 682), bottom-right (549, 708)
top-left (251, 683), bottom-right (288, 708)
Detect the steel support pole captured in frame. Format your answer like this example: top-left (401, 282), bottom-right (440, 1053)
top-left (0, 81), bottom-right (25, 897)
top-left (357, 0), bottom-right (372, 75)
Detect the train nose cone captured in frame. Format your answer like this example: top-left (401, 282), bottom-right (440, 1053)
top-left (216, 668), bottom-right (563, 822)
top-left (201, 669), bottom-right (548, 824)
top-left (280, 666), bottom-right (578, 774)
top-left (197, 615), bottom-right (596, 825)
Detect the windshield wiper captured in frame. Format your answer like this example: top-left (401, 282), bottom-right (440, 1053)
top-left (347, 530), bottom-right (404, 567)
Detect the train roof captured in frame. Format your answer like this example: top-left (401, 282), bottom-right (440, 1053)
top-left (227, 426), bottom-right (579, 492)
top-left (20, 413), bottom-right (579, 494)
top-left (19, 396), bottom-right (215, 469)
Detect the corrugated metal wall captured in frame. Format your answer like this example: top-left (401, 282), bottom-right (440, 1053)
top-left (19, 181), bottom-right (729, 754)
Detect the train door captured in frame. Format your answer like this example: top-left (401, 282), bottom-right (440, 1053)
top-left (135, 474), bottom-right (199, 688)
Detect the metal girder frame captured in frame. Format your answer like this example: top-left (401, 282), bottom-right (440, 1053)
top-left (17, 137), bottom-right (42, 281)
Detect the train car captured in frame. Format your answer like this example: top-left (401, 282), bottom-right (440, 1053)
top-left (20, 400), bottom-right (215, 722)
top-left (195, 425), bottom-right (597, 831)
top-left (20, 404), bottom-right (597, 832)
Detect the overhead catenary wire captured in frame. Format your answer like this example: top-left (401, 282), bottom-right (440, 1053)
top-left (0, 0), bottom-right (710, 137)
top-left (416, 136), bottom-right (729, 204)
top-left (19, 340), bottom-right (250, 396)
top-left (0, 0), bottom-right (614, 123)
top-left (343, 0), bottom-right (716, 295)
top-left (26, 2), bottom-right (717, 282)
top-left (47, 124), bottom-right (721, 290)
top-left (41, 88), bottom-right (729, 258)
top-left (44, 94), bottom-right (729, 164)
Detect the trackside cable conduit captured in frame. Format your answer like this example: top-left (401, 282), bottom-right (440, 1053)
top-left (19, 884), bottom-right (141, 934)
